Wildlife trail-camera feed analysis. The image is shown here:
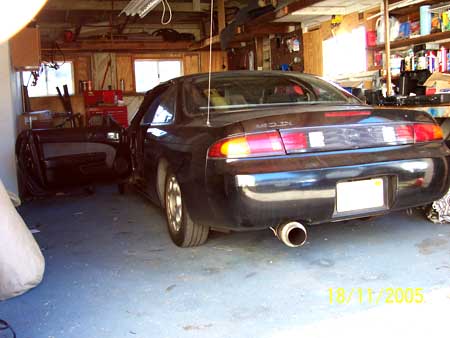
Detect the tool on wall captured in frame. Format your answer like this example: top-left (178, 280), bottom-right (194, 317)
top-left (101, 59), bottom-right (112, 90)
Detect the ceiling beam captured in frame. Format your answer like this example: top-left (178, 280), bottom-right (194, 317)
top-left (36, 10), bottom-right (207, 25)
top-left (44, 0), bottom-right (210, 12)
top-left (248, 0), bottom-right (324, 26)
top-left (41, 39), bottom-right (195, 52)
top-left (292, 6), bottom-right (349, 15)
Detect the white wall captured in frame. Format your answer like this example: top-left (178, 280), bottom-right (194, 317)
top-left (0, 42), bottom-right (21, 194)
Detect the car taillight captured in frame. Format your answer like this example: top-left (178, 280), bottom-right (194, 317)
top-left (414, 123), bottom-right (443, 142)
top-left (281, 131), bottom-right (308, 152)
top-left (394, 125), bottom-right (414, 143)
top-left (208, 123), bottom-right (443, 159)
top-left (324, 111), bottom-right (372, 117)
top-left (208, 131), bottom-right (286, 159)
top-left (280, 123), bottom-right (442, 154)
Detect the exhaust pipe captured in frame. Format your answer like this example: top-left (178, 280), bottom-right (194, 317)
top-left (272, 221), bottom-right (307, 247)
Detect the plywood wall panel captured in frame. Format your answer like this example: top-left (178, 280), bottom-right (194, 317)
top-left (73, 56), bottom-right (91, 93)
top-left (183, 54), bottom-right (200, 75)
top-left (303, 29), bottom-right (323, 76)
top-left (30, 95), bottom-right (85, 114)
top-left (116, 54), bottom-right (134, 92)
top-left (93, 53), bottom-right (116, 90)
top-left (199, 51), bottom-right (228, 73)
top-left (304, 8), bottom-right (380, 76)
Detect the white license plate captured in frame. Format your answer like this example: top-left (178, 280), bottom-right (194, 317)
top-left (336, 178), bottom-right (385, 213)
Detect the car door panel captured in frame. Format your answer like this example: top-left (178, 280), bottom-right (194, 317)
top-left (18, 124), bottom-right (129, 192)
top-left (131, 83), bottom-right (178, 202)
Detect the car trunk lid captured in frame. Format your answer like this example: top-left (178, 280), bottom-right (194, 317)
top-left (207, 106), bottom-right (443, 159)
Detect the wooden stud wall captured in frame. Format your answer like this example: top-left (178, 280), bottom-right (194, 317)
top-left (303, 29), bottom-right (323, 75)
top-left (29, 50), bottom-right (228, 115)
top-left (302, 9), bottom-right (378, 76)
top-left (116, 54), bottom-right (135, 92)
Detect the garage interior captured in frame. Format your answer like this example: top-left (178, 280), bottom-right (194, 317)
top-left (2, 0), bottom-right (450, 337)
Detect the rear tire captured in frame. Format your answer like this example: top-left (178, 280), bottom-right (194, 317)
top-left (164, 169), bottom-right (209, 247)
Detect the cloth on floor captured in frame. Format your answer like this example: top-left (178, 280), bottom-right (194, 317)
top-left (427, 189), bottom-right (450, 223)
top-left (0, 180), bottom-right (45, 301)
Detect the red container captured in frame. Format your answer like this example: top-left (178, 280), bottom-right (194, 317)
top-left (366, 31), bottom-right (377, 47)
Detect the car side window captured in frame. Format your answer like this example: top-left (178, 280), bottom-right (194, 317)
top-left (141, 85), bottom-right (177, 125)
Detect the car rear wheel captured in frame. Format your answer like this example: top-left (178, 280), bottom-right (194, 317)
top-left (164, 170), bottom-right (209, 247)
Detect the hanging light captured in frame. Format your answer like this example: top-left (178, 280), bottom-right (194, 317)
top-left (121, 0), bottom-right (163, 18)
top-left (0, 0), bottom-right (48, 43)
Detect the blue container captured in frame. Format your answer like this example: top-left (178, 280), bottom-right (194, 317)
top-left (399, 22), bottom-right (411, 39)
top-left (420, 5), bottom-right (431, 35)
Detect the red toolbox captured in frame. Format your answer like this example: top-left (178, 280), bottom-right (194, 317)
top-left (85, 106), bottom-right (128, 128)
top-left (83, 90), bottom-right (128, 127)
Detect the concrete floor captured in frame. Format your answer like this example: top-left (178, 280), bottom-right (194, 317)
top-left (2, 185), bottom-right (450, 338)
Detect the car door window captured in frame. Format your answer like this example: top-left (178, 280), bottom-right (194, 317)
top-left (141, 86), bottom-right (177, 125)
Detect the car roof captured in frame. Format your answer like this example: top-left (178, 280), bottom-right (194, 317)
top-left (170, 70), bottom-right (323, 83)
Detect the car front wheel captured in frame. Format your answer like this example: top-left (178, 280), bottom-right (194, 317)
top-left (164, 170), bottom-right (209, 247)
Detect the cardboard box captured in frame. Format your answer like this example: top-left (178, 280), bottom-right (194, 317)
top-left (19, 110), bottom-right (53, 131)
top-left (424, 72), bottom-right (450, 94)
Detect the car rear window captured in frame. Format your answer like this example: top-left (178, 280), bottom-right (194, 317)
top-left (183, 73), bottom-right (360, 115)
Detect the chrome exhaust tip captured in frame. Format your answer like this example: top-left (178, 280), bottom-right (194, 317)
top-left (273, 221), bottom-right (307, 247)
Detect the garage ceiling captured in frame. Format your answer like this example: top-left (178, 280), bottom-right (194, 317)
top-left (275, 0), bottom-right (381, 28)
top-left (37, 0), bottom-right (252, 42)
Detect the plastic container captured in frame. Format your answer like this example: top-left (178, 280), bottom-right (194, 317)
top-left (366, 31), bottom-right (377, 47)
top-left (420, 5), bottom-right (431, 35)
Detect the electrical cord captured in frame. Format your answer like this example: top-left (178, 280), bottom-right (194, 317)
top-left (206, 0), bottom-right (214, 126)
top-left (0, 319), bottom-right (16, 338)
top-left (42, 41), bottom-right (66, 70)
top-left (161, 0), bottom-right (172, 25)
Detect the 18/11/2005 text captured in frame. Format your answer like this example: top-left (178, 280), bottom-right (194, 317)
top-left (329, 288), bottom-right (424, 305)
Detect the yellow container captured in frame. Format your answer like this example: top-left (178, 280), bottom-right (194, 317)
top-left (443, 11), bottom-right (450, 31)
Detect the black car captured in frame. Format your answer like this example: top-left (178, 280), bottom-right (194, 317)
top-left (17, 71), bottom-right (450, 247)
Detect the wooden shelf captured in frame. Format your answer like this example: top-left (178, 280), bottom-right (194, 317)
top-left (42, 40), bottom-right (195, 52)
top-left (191, 0), bottom-right (314, 51)
top-left (190, 35), bottom-right (221, 51)
top-left (371, 31), bottom-right (450, 52)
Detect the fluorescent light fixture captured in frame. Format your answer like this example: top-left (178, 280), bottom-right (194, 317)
top-left (0, 0), bottom-right (48, 43)
top-left (121, 0), bottom-right (163, 18)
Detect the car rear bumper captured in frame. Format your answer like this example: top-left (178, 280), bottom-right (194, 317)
top-left (183, 144), bottom-right (450, 230)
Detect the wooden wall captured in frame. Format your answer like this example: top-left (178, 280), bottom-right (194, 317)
top-left (270, 29), bottom-right (304, 72)
top-left (303, 9), bottom-right (378, 76)
top-left (30, 50), bottom-right (228, 117)
top-left (303, 29), bottom-right (323, 75)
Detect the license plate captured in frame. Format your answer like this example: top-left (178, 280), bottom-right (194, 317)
top-left (336, 178), bottom-right (385, 213)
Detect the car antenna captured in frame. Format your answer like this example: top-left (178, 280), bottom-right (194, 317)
top-left (206, 0), bottom-right (214, 127)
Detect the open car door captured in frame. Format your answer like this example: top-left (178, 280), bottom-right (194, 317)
top-left (16, 118), bottom-right (131, 197)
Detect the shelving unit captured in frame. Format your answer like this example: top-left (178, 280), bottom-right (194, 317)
top-left (370, 30), bottom-right (450, 52)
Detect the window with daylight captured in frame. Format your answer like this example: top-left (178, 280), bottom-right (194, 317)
top-left (23, 62), bottom-right (75, 97)
top-left (322, 26), bottom-right (367, 78)
top-left (134, 59), bottom-right (183, 93)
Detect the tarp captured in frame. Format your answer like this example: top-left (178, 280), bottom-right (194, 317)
top-left (0, 180), bottom-right (45, 301)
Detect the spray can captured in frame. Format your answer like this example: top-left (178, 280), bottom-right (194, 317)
top-left (440, 47), bottom-right (448, 72)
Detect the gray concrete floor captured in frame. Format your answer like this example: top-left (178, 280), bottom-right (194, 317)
top-left (2, 185), bottom-right (450, 338)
